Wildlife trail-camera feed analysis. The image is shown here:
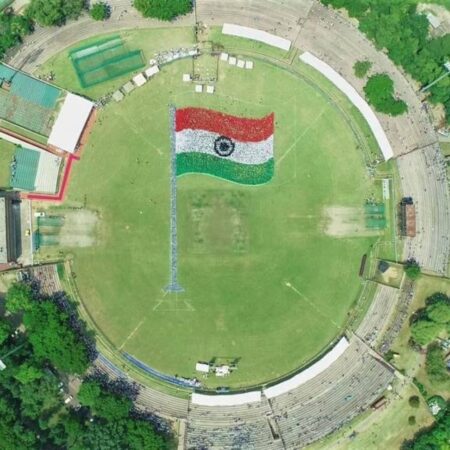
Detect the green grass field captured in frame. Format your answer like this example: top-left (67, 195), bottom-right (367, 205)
top-left (54, 50), bottom-right (387, 388)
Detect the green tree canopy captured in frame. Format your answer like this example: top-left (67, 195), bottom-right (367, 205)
top-left (427, 302), bottom-right (450, 324)
top-left (364, 74), bottom-right (408, 116)
top-left (0, 320), bottom-right (11, 345)
top-left (410, 319), bottom-right (442, 346)
top-left (14, 363), bottom-right (44, 385)
top-left (90, 2), bottom-right (110, 21)
top-left (133, 0), bottom-right (192, 21)
top-left (23, 300), bottom-right (90, 374)
top-left (321, 0), bottom-right (450, 124)
top-left (78, 380), bottom-right (132, 420)
top-left (26, 0), bottom-right (85, 27)
top-left (5, 283), bottom-right (33, 313)
top-left (0, 10), bottom-right (33, 61)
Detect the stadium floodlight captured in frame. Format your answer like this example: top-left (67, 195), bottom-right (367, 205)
top-left (421, 61), bottom-right (450, 92)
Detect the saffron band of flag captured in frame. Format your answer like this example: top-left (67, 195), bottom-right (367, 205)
top-left (174, 107), bottom-right (275, 185)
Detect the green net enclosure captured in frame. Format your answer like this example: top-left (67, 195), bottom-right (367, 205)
top-left (70, 36), bottom-right (145, 88)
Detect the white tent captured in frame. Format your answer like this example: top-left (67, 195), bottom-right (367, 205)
top-left (145, 65), bottom-right (160, 78)
top-left (48, 93), bottom-right (94, 153)
top-left (133, 73), bottom-right (147, 87)
top-left (195, 362), bottom-right (210, 373)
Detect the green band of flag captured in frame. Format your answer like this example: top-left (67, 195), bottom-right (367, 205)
top-left (176, 153), bottom-right (274, 185)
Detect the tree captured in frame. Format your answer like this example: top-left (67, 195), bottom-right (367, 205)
top-left (410, 319), bottom-right (442, 346)
top-left (403, 403), bottom-right (450, 449)
top-left (353, 60), bottom-right (372, 78)
top-left (78, 380), bottom-right (132, 421)
top-left (133, 0), bottom-right (192, 21)
top-left (364, 74), bottom-right (408, 116)
top-left (427, 302), bottom-right (450, 324)
top-left (14, 364), bottom-right (43, 385)
top-left (90, 2), bottom-right (110, 21)
top-left (404, 259), bottom-right (421, 280)
top-left (409, 396), bottom-right (420, 408)
top-left (0, 320), bottom-right (11, 345)
top-left (0, 10), bottom-right (33, 61)
top-left (23, 300), bottom-right (90, 374)
top-left (321, 0), bottom-right (450, 123)
top-left (5, 283), bottom-right (33, 313)
top-left (408, 415), bottom-right (416, 425)
top-left (26, 0), bottom-right (85, 27)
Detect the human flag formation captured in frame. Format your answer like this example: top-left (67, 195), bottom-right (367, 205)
top-left (174, 107), bottom-right (275, 185)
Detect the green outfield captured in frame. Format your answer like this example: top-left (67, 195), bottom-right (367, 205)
top-left (45, 31), bottom-right (390, 388)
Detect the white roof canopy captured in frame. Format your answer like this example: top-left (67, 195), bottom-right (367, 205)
top-left (299, 52), bottom-right (394, 160)
top-left (263, 337), bottom-right (350, 399)
top-left (48, 93), bottom-right (94, 153)
top-left (192, 391), bottom-right (261, 406)
top-left (222, 23), bottom-right (291, 51)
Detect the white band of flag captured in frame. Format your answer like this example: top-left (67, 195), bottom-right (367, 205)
top-left (176, 129), bottom-right (273, 165)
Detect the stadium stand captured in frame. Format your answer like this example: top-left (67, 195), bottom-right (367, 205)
top-left (268, 338), bottom-right (394, 448)
top-left (10, 147), bottom-right (40, 191)
top-left (397, 145), bottom-right (450, 274)
top-left (0, 64), bottom-right (61, 136)
top-left (10, 146), bottom-right (61, 194)
top-left (93, 352), bottom-right (190, 419)
top-left (299, 52), bottom-right (393, 161)
top-left (34, 152), bottom-right (62, 194)
top-left (356, 283), bottom-right (399, 349)
top-left (186, 396), bottom-right (282, 450)
top-left (296, 1), bottom-right (438, 156)
top-left (263, 337), bottom-right (349, 399)
top-left (0, 64), bottom-right (60, 109)
top-left (26, 264), bottom-right (63, 296)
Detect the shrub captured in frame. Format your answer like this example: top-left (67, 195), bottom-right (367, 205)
top-left (409, 396), bottom-right (420, 408)
top-left (90, 2), bottom-right (110, 21)
top-left (364, 74), bottom-right (408, 116)
top-left (354, 60), bottom-right (372, 78)
top-left (404, 259), bottom-right (421, 280)
top-left (133, 0), bottom-right (192, 21)
top-left (408, 415), bottom-right (416, 425)
top-left (425, 343), bottom-right (447, 384)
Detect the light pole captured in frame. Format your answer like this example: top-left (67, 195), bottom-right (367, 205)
top-left (0, 342), bottom-right (26, 371)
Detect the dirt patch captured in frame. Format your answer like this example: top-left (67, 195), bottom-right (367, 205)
top-left (323, 206), bottom-right (380, 238)
top-left (58, 209), bottom-right (98, 247)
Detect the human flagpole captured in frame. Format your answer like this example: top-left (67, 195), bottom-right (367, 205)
top-left (165, 106), bottom-right (184, 293)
